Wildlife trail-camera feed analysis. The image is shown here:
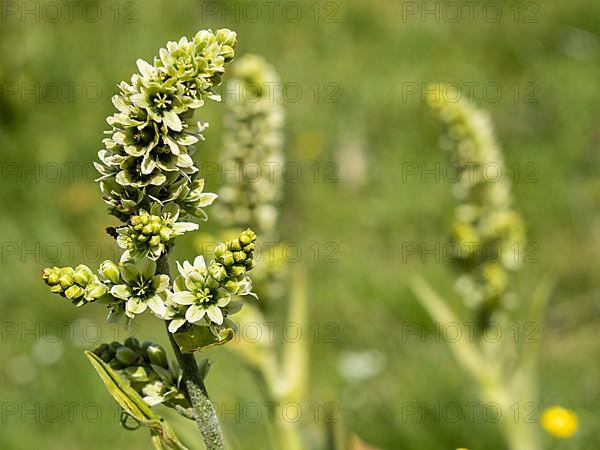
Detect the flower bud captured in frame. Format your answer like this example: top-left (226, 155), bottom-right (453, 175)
top-left (73, 265), bottom-right (94, 286)
top-left (223, 279), bottom-right (239, 294)
top-left (124, 337), bottom-right (141, 351)
top-left (233, 251), bottom-right (246, 262)
top-left (146, 344), bottom-right (168, 368)
top-left (85, 282), bottom-right (108, 300)
top-left (49, 284), bottom-right (63, 294)
top-left (43, 267), bottom-right (61, 285)
top-left (208, 263), bottom-right (227, 281)
top-left (216, 29), bottom-right (237, 47)
top-left (229, 239), bottom-right (242, 251)
top-left (220, 251), bottom-right (235, 266)
top-left (58, 268), bottom-right (75, 289)
top-left (214, 243), bottom-right (227, 258)
top-left (100, 260), bottom-right (121, 284)
top-left (230, 265), bottom-right (246, 277)
top-left (109, 359), bottom-right (124, 370)
top-left (115, 346), bottom-right (138, 366)
top-left (239, 229), bottom-right (256, 245)
top-left (64, 284), bottom-right (85, 300)
top-left (109, 341), bottom-right (121, 351)
top-left (221, 45), bottom-right (234, 62)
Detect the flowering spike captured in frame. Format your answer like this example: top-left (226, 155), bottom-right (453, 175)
top-left (96, 29), bottom-right (237, 223)
top-left (428, 84), bottom-right (525, 323)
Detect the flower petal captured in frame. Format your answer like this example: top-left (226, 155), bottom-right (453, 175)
top-left (168, 318), bottom-right (187, 333)
top-left (127, 297), bottom-right (148, 315)
top-left (173, 222), bottom-right (199, 234)
top-left (185, 304), bottom-right (206, 323)
top-left (151, 274), bottom-right (170, 293)
top-left (196, 192), bottom-right (218, 207)
top-left (171, 291), bottom-right (196, 305)
top-left (147, 294), bottom-right (167, 316)
top-left (163, 110), bottom-right (183, 132)
top-left (110, 284), bottom-right (132, 300)
top-left (193, 255), bottom-right (206, 271)
top-left (206, 304), bottom-right (223, 325)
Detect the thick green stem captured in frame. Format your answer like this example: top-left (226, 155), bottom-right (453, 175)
top-left (157, 252), bottom-right (226, 450)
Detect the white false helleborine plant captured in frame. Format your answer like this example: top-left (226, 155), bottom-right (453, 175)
top-left (41, 28), bottom-right (268, 450)
top-left (43, 28), bottom-right (258, 334)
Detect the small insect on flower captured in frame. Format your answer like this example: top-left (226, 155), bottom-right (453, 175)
top-left (541, 406), bottom-right (579, 438)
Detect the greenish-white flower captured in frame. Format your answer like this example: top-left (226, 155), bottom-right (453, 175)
top-left (166, 229), bottom-right (258, 330)
top-left (171, 256), bottom-right (232, 326)
top-left (109, 259), bottom-right (169, 318)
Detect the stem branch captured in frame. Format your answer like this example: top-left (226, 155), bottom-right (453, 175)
top-left (157, 252), bottom-right (226, 450)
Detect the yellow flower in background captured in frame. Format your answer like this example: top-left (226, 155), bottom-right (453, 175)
top-left (541, 406), bottom-right (579, 438)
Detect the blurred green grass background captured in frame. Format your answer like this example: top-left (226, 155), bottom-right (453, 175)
top-left (1, 0), bottom-right (599, 448)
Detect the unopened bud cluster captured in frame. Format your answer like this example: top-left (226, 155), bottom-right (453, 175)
top-left (117, 204), bottom-right (199, 261)
top-left (93, 338), bottom-right (189, 410)
top-left (428, 84), bottom-right (525, 319)
top-left (216, 54), bottom-right (285, 233)
top-left (42, 265), bottom-right (109, 305)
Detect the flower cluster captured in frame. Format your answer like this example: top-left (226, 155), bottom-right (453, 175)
top-left (167, 229), bottom-right (257, 332)
top-left (428, 84), bottom-right (525, 321)
top-left (216, 54), bottom-right (285, 233)
top-left (117, 204), bottom-right (199, 262)
top-left (42, 264), bottom-right (109, 305)
top-left (95, 29), bottom-right (236, 223)
top-left (93, 338), bottom-right (189, 410)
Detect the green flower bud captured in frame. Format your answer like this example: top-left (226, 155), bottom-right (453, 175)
top-left (58, 268), bottom-right (75, 289)
top-left (124, 337), bottom-right (141, 351)
top-left (85, 282), bottom-right (108, 300)
top-left (109, 341), bottom-right (122, 351)
top-left (239, 229), bottom-right (256, 245)
top-left (159, 227), bottom-right (172, 241)
top-left (216, 28), bottom-right (237, 47)
top-left (73, 265), bottom-right (94, 286)
top-left (233, 251), bottom-right (247, 262)
top-left (109, 359), bottom-right (124, 370)
top-left (100, 260), bottom-right (121, 284)
top-left (220, 251), bottom-right (235, 266)
top-left (146, 344), bottom-right (168, 368)
top-left (43, 267), bottom-right (61, 285)
top-left (223, 279), bottom-right (239, 294)
top-left (221, 45), bottom-right (235, 62)
top-left (208, 263), bottom-right (227, 282)
top-left (230, 265), bottom-right (246, 277)
top-left (64, 284), bottom-right (85, 300)
top-left (229, 239), bottom-right (242, 251)
top-left (115, 346), bottom-right (138, 366)
top-left (49, 284), bottom-right (63, 294)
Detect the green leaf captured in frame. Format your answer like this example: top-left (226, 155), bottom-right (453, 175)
top-left (173, 324), bottom-right (234, 353)
top-left (84, 351), bottom-right (189, 450)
